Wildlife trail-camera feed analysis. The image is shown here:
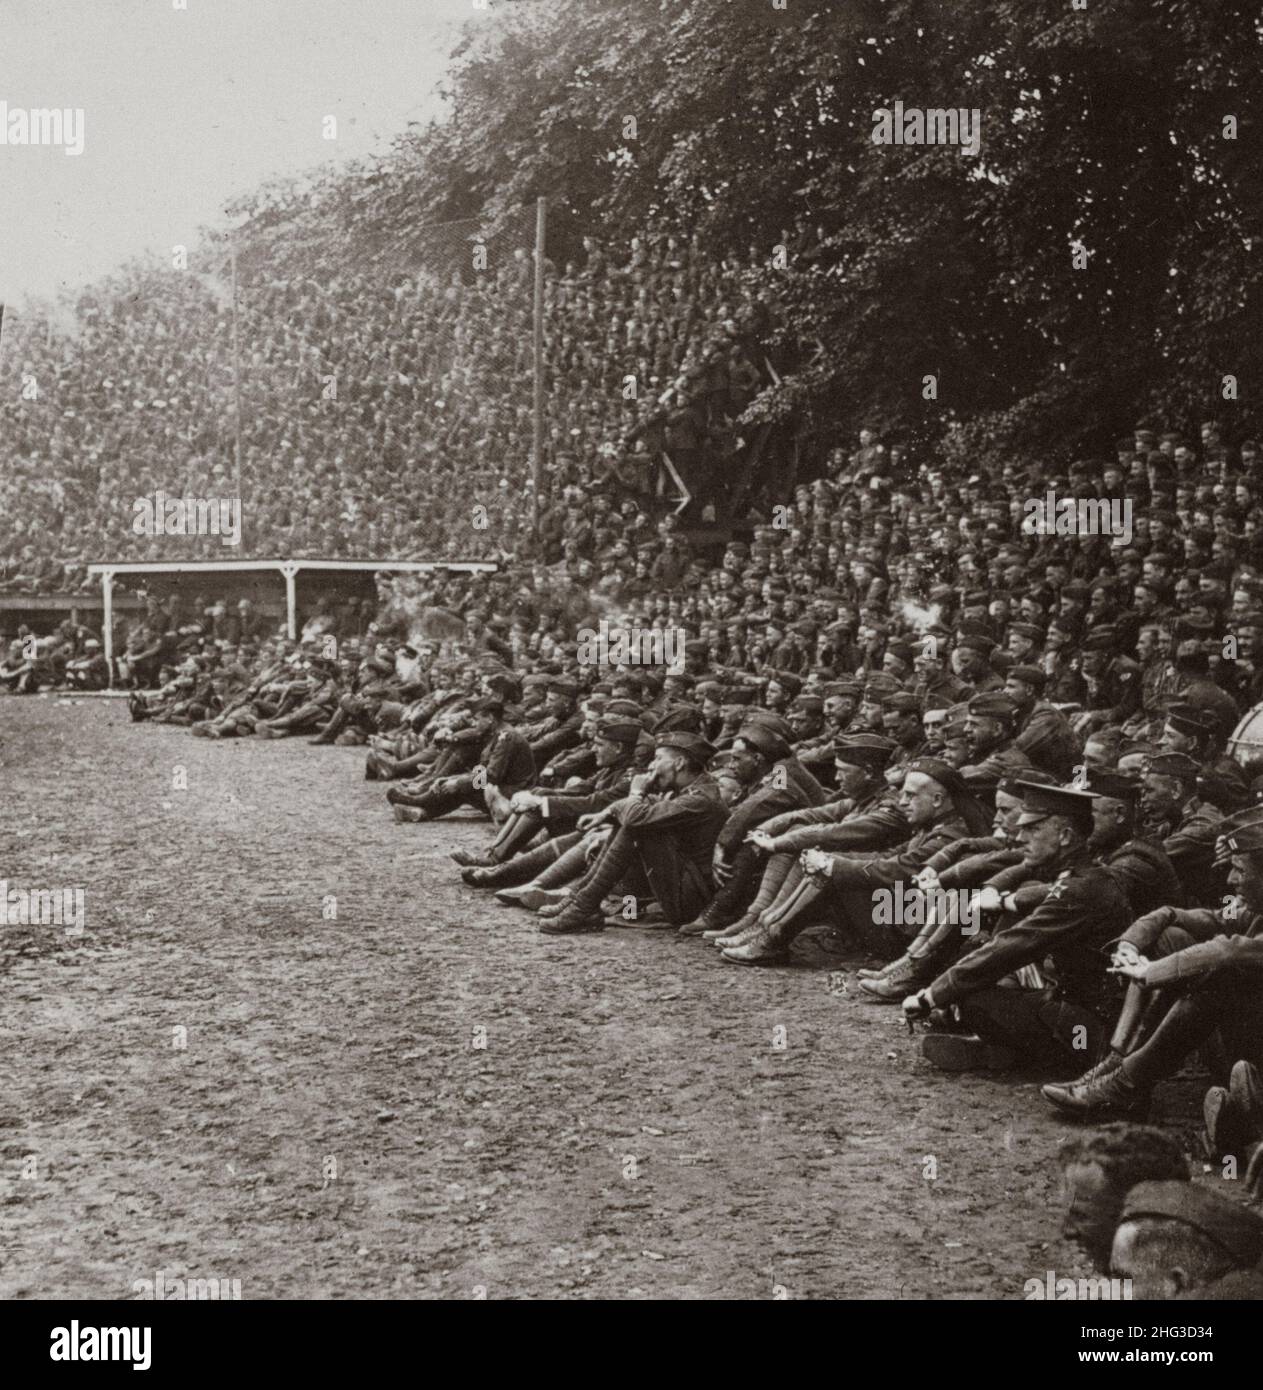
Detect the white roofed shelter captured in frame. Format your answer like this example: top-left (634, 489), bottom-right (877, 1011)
top-left (85, 558), bottom-right (497, 684)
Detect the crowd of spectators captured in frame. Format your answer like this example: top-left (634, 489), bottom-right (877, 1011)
top-left (0, 206), bottom-right (772, 591)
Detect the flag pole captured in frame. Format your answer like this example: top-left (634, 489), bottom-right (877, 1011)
top-left (230, 233), bottom-right (245, 552)
top-left (531, 196), bottom-right (547, 541)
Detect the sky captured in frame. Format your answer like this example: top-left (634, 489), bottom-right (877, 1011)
top-left (0, 0), bottom-right (506, 303)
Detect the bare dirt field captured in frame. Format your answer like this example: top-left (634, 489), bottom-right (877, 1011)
top-left (0, 699), bottom-right (1206, 1300)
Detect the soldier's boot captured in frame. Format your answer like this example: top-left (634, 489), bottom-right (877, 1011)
top-left (858, 955), bottom-right (927, 1002)
top-left (1061, 1050), bottom-right (1125, 1090)
top-left (720, 906), bottom-right (814, 965)
top-left (386, 783), bottom-right (433, 808)
top-left (470, 810), bottom-right (543, 868)
top-left (703, 911), bottom-right (758, 943)
top-left (539, 830), bottom-right (636, 935)
top-left (310, 709), bottom-right (348, 745)
top-left (858, 914), bottom-right (940, 980)
top-left (921, 1033), bottom-right (1019, 1073)
top-left (472, 839), bottom-right (563, 891)
top-left (1041, 1066), bottom-right (1148, 1118)
top-left (679, 846), bottom-right (760, 936)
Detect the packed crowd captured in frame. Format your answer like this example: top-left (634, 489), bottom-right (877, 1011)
top-left (0, 214), bottom-right (770, 588)
top-left (9, 412), bottom-right (1263, 1293)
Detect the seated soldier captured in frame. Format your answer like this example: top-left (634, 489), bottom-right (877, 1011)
top-left (678, 717), bottom-right (827, 936)
top-left (538, 731), bottom-right (727, 935)
top-left (456, 714), bottom-right (642, 882)
top-left (1041, 811), bottom-right (1263, 1117)
top-left (722, 757), bottom-right (990, 965)
top-left (705, 733), bottom-right (902, 950)
top-left (857, 770), bottom-right (1051, 1001)
top-left (902, 781), bottom-right (1132, 1073)
top-left (390, 695), bottom-right (535, 823)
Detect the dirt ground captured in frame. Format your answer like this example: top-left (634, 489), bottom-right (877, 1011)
top-left (0, 698), bottom-right (1208, 1300)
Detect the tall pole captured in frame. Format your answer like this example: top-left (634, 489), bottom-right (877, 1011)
top-left (230, 234), bottom-right (245, 553)
top-left (531, 196), bottom-right (547, 540)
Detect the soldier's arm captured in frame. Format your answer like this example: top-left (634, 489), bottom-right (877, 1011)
top-left (929, 879), bottom-right (1115, 1007)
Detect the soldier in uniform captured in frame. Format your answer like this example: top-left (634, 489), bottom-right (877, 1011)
top-left (678, 720), bottom-right (827, 936)
top-left (1072, 626), bottom-right (1142, 737)
top-left (1138, 750), bottom-right (1224, 906)
top-left (903, 781), bottom-right (1132, 1072)
top-left (389, 696), bottom-right (535, 823)
top-left (1042, 814), bottom-right (1263, 1118)
top-left (456, 716), bottom-right (642, 880)
top-left (540, 731), bottom-right (728, 935)
top-left (1004, 663), bottom-right (1080, 780)
top-left (958, 692), bottom-right (1033, 806)
top-left (1111, 1182), bottom-right (1263, 1300)
top-left (722, 757), bottom-right (988, 964)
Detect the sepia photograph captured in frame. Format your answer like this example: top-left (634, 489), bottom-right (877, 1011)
top-left (2, 0), bottom-right (1262, 1342)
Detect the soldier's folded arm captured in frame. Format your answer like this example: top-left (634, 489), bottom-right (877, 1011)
top-left (619, 790), bottom-right (719, 830)
top-left (928, 884), bottom-right (1104, 1007)
top-left (1143, 934), bottom-right (1263, 987)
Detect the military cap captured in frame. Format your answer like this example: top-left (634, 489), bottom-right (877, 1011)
top-left (595, 717), bottom-right (643, 746)
top-left (1144, 751), bottom-right (1201, 784)
top-left (654, 730), bottom-right (716, 767)
top-left (604, 697), bottom-right (644, 720)
top-left (766, 670), bottom-right (803, 697)
top-left (548, 677), bottom-right (579, 698)
top-left (1213, 805), bottom-right (1263, 863)
top-left (1083, 768), bottom-right (1141, 804)
top-left (1009, 622), bottom-right (1045, 642)
top-left (904, 757), bottom-right (969, 799)
top-left (521, 672), bottom-right (552, 689)
top-left (1007, 663), bottom-right (1047, 691)
top-left (1164, 703), bottom-right (1217, 737)
top-left (882, 691), bottom-right (922, 715)
top-left (469, 694), bottom-right (505, 716)
top-left (862, 672), bottom-right (901, 698)
top-left (1063, 580), bottom-right (1091, 599)
top-left (665, 670), bottom-right (695, 688)
top-left (831, 675), bottom-right (863, 696)
top-left (1218, 815), bottom-right (1263, 862)
top-left (1081, 626), bottom-right (1119, 651)
top-left (735, 722), bottom-right (792, 762)
top-left (1119, 1182), bottom-right (1263, 1266)
top-left (654, 703), bottom-right (704, 735)
top-left (1013, 780), bottom-right (1097, 830)
top-left (956, 633), bottom-right (996, 654)
top-left (832, 734), bottom-right (897, 770)
top-left (696, 681), bottom-right (724, 701)
top-left (684, 640), bottom-right (708, 656)
top-left (792, 694), bottom-right (824, 714)
top-left (640, 670), bottom-right (666, 694)
top-left (968, 692), bottom-right (1020, 721)
top-left (996, 768), bottom-right (1057, 797)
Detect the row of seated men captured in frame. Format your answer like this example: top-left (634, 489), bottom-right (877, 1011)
top-left (129, 633), bottom-right (1263, 1153)
top-left (357, 654), bottom-right (1263, 1162)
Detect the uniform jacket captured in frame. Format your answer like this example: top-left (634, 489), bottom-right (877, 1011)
top-left (1123, 905), bottom-right (1263, 987)
top-left (481, 723), bottom-right (536, 793)
top-left (716, 756), bottom-right (828, 856)
top-left (613, 773), bottom-right (729, 868)
top-left (930, 854), bottom-right (1131, 1013)
top-left (825, 813), bottom-right (971, 890)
